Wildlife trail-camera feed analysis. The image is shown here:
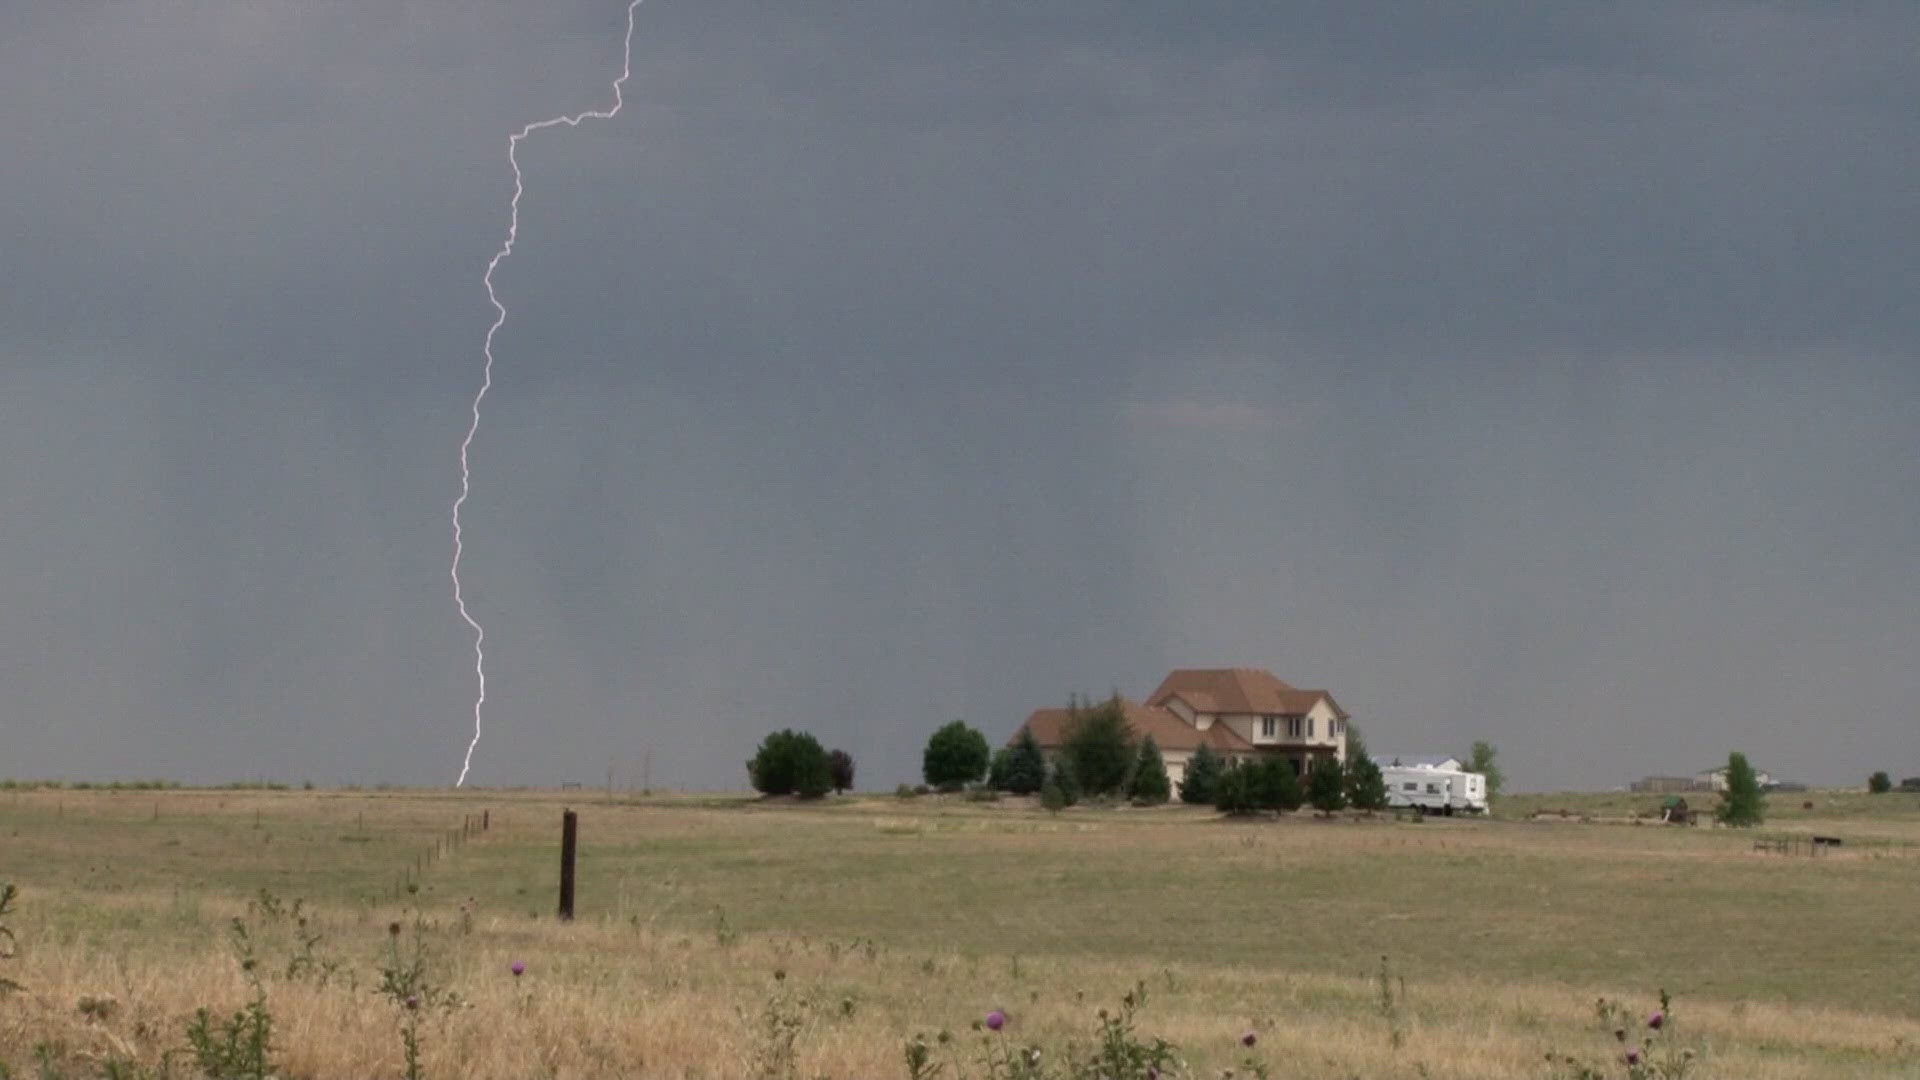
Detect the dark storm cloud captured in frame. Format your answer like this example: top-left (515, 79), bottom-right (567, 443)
top-left (2, 3), bottom-right (1915, 790)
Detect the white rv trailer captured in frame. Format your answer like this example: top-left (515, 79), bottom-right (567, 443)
top-left (1378, 759), bottom-right (1487, 814)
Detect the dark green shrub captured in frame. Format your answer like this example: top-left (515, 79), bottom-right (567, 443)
top-left (747, 730), bottom-right (832, 797)
top-left (1868, 771), bottom-right (1892, 794)
top-left (1128, 736), bottom-right (1171, 804)
top-left (1179, 744), bottom-right (1224, 805)
top-left (923, 720), bottom-right (991, 790)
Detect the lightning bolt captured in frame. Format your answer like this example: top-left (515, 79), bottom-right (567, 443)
top-left (453, 0), bottom-right (643, 788)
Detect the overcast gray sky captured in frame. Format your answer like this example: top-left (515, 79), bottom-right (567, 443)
top-left (3, 3), bottom-right (1915, 792)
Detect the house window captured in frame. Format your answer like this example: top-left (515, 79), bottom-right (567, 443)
top-left (1307, 717), bottom-right (1316, 739)
top-left (1260, 716), bottom-right (1276, 738)
top-left (1287, 716), bottom-right (1302, 739)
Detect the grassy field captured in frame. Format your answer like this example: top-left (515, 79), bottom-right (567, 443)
top-left (3, 787), bottom-right (1919, 1078)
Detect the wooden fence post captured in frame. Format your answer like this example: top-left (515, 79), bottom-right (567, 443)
top-left (558, 809), bottom-right (578, 921)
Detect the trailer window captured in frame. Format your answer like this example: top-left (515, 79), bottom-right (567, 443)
top-left (1426, 783), bottom-right (1440, 794)
top-left (1402, 782), bottom-right (1417, 791)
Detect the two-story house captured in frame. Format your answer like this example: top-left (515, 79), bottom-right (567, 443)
top-left (1012, 667), bottom-right (1350, 791)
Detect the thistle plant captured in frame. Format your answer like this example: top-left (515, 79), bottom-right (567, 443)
top-left (0, 883), bottom-right (21, 995)
top-left (183, 918), bottom-right (277, 1080)
top-left (1549, 990), bottom-right (1699, 1080)
top-left (905, 983), bottom-right (1201, 1079)
top-left (375, 917), bottom-right (463, 1080)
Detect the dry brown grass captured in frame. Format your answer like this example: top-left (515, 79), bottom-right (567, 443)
top-left (3, 788), bottom-right (1918, 1078)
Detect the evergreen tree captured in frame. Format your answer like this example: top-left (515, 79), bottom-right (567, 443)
top-left (1039, 772), bottom-right (1068, 813)
top-left (1180, 743), bottom-right (1225, 805)
top-left (1868, 771), bottom-right (1892, 794)
top-left (1251, 756), bottom-right (1303, 813)
top-left (1307, 756), bottom-right (1347, 815)
top-left (1063, 693), bottom-right (1136, 797)
top-left (923, 720), bottom-right (991, 790)
top-left (987, 747), bottom-right (1013, 791)
top-left (1128, 736), bottom-right (1172, 804)
top-left (1716, 751), bottom-right (1766, 826)
top-left (1001, 728), bottom-right (1048, 795)
top-left (1213, 759), bottom-right (1258, 816)
top-left (1043, 759), bottom-right (1080, 809)
top-left (1342, 725), bottom-right (1388, 812)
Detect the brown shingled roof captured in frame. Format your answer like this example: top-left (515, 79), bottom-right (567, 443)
top-left (1147, 667), bottom-right (1349, 719)
top-left (1014, 697), bottom-right (1254, 754)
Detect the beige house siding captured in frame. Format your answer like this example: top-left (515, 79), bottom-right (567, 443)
top-left (1162, 750), bottom-right (1192, 791)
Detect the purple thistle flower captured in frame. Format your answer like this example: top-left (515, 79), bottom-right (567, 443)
top-left (1647, 1011), bottom-right (1664, 1030)
top-left (405, 995), bottom-right (419, 1011)
top-left (510, 960), bottom-right (525, 977)
top-left (1242, 1030), bottom-right (1258, 1047)
top-left (1626, 1048), bottom-right (1641, 1065)
top-left (985, 1010), bottom-right (1006, 1031)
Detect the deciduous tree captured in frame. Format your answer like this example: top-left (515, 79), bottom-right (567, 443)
top-left (923, 721), bottom-right (990, 791)
top-left (826, 749), bottom-right (855, 794)
top-left (1462, 740), bottom-right (1504, 798)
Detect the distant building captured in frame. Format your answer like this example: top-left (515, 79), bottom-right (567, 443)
top-left (1631, 765), bottom-right (1776, 794)
top-left (1012, 667), bottom-right (1350, 790)
top-left (1697, 764), bottom-right (1772, 791)
top-left (1630, 776), bottom-right (1712, 794)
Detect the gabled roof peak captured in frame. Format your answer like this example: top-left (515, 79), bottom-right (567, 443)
top-left (1147, 667), bottom-right (1346, 718)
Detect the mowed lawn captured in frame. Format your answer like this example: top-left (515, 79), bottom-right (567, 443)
top-left (3, 787), bottom-right (1918, 1078)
